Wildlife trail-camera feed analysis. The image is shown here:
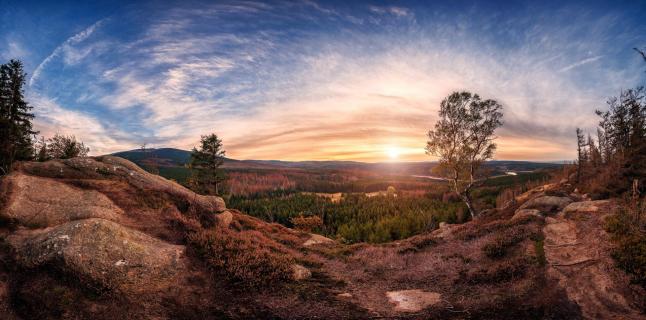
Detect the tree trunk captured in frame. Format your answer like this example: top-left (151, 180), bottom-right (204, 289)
top-left (452, 171), bottom-right (477, 219)
top-left (461, 192), bottom-right (477, 219)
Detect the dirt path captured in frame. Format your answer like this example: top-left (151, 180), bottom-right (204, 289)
top-left (543, 202), bottom-right (645, 319)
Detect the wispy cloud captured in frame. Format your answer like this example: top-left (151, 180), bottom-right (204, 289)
top-left (1, 41), bottom-right (29, 61)
top-left (29, 19), bottom-right (106, 87)
top-left (558, 55), bottom-right (603, 72)
top-left (23, 1), bottom-right (646, 161)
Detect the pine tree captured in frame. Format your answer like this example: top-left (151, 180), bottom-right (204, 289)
top-left (587, 134), bottom-right (601, 168)
top-left (190, 134), bottom-right (227, 195)
top-left (576, 128), bottom-right (585, 183)
top-left (0, 60), bottom-right (36, 174)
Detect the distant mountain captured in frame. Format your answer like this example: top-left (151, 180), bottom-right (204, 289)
top-left (111, 148), bottom-right (562, 175)
top-left (112, 148), bottom-right (191, 167)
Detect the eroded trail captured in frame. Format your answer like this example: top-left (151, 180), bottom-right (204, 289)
top-left (543, 201), bottom-right (645, 319)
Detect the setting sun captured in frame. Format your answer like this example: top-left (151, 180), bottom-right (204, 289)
top-left (386, 146), bottom-right (400, 159)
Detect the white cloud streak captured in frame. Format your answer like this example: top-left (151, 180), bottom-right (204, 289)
top-left (558, 55), bottom-right (603, 72)
top-left (29, 19), bottom-right (106, 87)
top-left (26, 2), bottom-right (645, 160)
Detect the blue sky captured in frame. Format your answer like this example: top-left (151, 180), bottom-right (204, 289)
top-left (1, 0), bottom-right (645, 161)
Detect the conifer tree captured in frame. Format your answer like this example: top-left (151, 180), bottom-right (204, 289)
top-left (576, 128), bottom-right (585, 183)
top-left (190, 133), bottom-right (227, 195)
top-left (0, 60), bottom-right (36, 174)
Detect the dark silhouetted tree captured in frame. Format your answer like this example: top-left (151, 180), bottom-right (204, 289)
top-left (0, 60), bottom-right (36, 174)
top-left (576, 128), bottom-right (585, 183)
top-left (35, 136), bottom-right (49, 162)
top-left (190, 133), bottom-right (226, 195)
top-left (425, 91), bottom-right (503, 218)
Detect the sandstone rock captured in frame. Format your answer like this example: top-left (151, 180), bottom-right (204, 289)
top-left (514, 183), bottom-right (560, 204)
top-left (520, 196), bottom-right (573, 213)
top-left (303, 233), bottom-right (334, 247)
top-left (291, 264), bottom-right (311, 280)
top-left (562, 200), bottom-right (610, 215)
top-left (21, 156), bottom-right (226, 214)
top-left (217, 210), bottom-right (233, 228)
top-left (386, 289), bottom-right (441, 312)
top-left (431, 222), bottom-right (454, 239)
top-left (337, 292), bottom-right (353, 298)
top-left (1, 172), bottom-right (123, 228)
top-left (512, 209), bottom-right (542, 220)
top-left (7, 218), bottom-right (184, 293)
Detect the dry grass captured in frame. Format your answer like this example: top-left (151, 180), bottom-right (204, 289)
top-left (187, 226), bottom-right (295, 287)
top-left (462, 257), bottom-right (530, 284)
top-left (453, 214), bottom-right (538, 241)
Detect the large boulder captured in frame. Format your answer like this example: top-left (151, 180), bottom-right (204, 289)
top-left (512, 209), bottom-right (542, 220)
top-left (520, 196), bottom-right (573, 214)
top-left (19, 156), bottom-right (226, 214)
top-left (303, 233), bottom-right (334, 247)
top-left (7, 218), bottom-right (185, 293)
top-left (562, 200), bottom-right (610, 215)
top-left (1, 172), bottom-right (123, 228)
top-left (291, 264), bottom-right (312, 280)
top-left (514, 183), bottom-right (560, 204)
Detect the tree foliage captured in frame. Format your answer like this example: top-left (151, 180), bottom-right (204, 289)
top-left (228, 192), bottom-right (468, 243)
top-left (425, 91), bottom-right (503, 218)
top-left (42, 134), bottom-right (89, 159)
top-left (190, 133), bottom-right (226, 195)
top-left (0, 59), bottom-right (36, 174)
top-left (578, 86), bottom-right (646, 198)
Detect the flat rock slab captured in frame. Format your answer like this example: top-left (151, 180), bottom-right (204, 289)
top-left (303, 233), bottom-right (334, 246)
top-left (386, 289), bottom-right (441, 312)
top-left (512, 209), bottom-right (542, 220)
top-left (1, 173), bottom-right (122, 228)
top-left (520, 196), bottom-right (573, 213)
top-left (20, 156), bottom-right (227, 214)
top-left (8, 218), bottom-right (184, 293)
top-left (562, 200), bottom-right (610, 215)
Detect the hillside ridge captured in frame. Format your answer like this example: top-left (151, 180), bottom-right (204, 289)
top-left (0, 157), bottom-right (643, 319)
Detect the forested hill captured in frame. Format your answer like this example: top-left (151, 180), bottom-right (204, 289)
top-left (111, 148), bottom-right (563, 174)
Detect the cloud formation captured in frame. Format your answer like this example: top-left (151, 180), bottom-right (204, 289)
top-left (23, 1), bottom-right (646, 161)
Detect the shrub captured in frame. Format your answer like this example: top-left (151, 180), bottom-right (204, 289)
top-left (398, 234), bottom-right (438, 254)
top-left (612, 235), bottom-right (646, 286)
top-left (465, 257), bottom-right (529, 284)
top-left (534, 240), bottom-right (546, 266)
top-left (605, 207), bottom-right (646, 287)
top-left (482, 226), bottom-right (539, 259)
top-left (187, 226), bottom-right (294, 287)
top-left (290, 215), bottom-right (323, 233)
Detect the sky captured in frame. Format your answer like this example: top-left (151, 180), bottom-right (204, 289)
top-left (1, 0), bottom-right (645, 162)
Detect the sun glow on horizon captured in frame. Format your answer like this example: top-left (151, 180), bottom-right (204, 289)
top-left (386, 146), bottom-right (400, 160)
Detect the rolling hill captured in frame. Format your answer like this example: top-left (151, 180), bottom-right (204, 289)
top-left (111, 148), bottom-right (563, 175)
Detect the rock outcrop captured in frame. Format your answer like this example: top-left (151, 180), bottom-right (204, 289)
top-left (519, 195), bottom-right (573, 214)
top-left (8, 218), bottom-right (184, 292)
top-left (386, 289), bottom-right (441, 312)
top-left (542, 199), bottom-right (645, 319)
top-left (18, 156), bottom-right (226, 214)
top-left (303, 233), bottom-right (334, 246)
top-left (0, 156), bottom-right (231, 317)
top-left (1, 172), bottom-right (123, 227)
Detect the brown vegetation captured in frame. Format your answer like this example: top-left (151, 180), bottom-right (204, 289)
top-left (0, 157), bottom-right (644, 318)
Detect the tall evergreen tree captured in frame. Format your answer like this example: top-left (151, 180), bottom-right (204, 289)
top-left (576, 128), bottom-right (585, 183)
top-left (0, 60), bottom-right (36, 174)
top-left (190, 133), bottom-right (227, 195)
